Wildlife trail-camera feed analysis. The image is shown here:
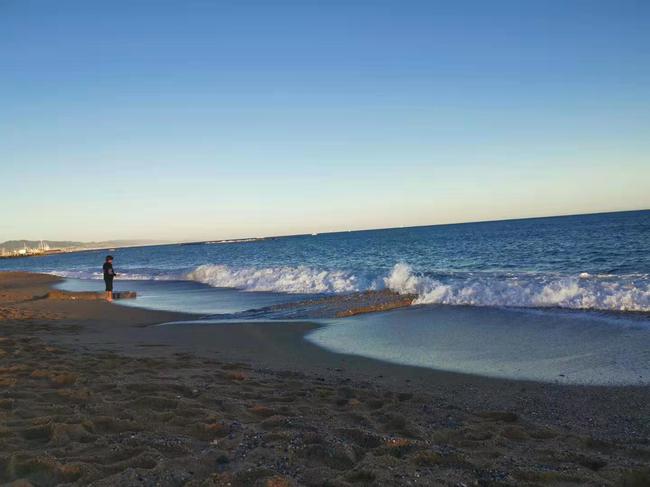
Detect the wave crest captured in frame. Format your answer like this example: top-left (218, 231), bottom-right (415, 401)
top-left (54, 263), bottom-right (650, 312)
top-left (384, 264), bottom-right (650, 312)
top-left (186, 264), bottom-right (362, 294)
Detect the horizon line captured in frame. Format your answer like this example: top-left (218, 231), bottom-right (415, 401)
top-left (166, 206), bottom-right (650, 246)
top-left (6, 207), bottom-right (648, 248)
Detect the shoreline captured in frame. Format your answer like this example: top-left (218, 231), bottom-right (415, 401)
top-left (1, 271), bottom-right (649, 485)
top-left (53, 275), bottom-right (650, 386)
top-left (47, 276), bottom-right (648, 389)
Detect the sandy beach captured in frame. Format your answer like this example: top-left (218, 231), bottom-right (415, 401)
top-left (1, 272), bottom-right (649, 486)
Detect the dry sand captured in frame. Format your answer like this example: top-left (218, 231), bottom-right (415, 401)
top-left (1, 272), bottom-right (649, 486)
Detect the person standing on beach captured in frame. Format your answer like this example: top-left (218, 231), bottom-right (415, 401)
top-left (103, 255), bottom-right (116, 301)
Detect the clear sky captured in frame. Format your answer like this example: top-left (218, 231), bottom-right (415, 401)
top-left (1, 0), bottom-right (649, 242)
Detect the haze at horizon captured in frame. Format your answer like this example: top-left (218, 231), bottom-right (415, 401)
top-left (2, 0), bottom-right (649, 241)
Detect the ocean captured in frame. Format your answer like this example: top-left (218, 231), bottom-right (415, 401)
top-left (2, 210), bottom-right (649, 384)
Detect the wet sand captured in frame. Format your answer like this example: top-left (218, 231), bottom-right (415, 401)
top-left (1, 272), bottom-right (649, 486)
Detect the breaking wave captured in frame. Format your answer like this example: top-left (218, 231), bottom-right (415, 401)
top-left (186, 264), bottom-right (364, 294)
top-left (384, 263), bottom-right (650, 313)
top-left (52, 263), bottom-right (650, 313)
top-left (186, 263), bottom-right (649, 313)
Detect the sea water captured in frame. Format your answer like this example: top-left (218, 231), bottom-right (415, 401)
top-left (2, 210), bottom-right (649, 383)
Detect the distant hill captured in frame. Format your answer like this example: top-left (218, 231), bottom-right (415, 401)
top-left (0, 240), bottom-right (162, 252)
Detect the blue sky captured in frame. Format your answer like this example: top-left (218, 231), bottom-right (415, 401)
top-left (1, 0), bottom-right (649, 241)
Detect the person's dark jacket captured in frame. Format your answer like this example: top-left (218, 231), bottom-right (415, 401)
top-left (103, 262), bottom-right (115, 279)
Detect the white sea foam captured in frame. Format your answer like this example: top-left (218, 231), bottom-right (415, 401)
top-left (185, 263), bottom-right (649, 312)
top-left (384, 264), bottom-right (650, 312)
top-left (186, 264), bottom-right (362, 294)
top-left (53, 263), bottom-right (650, 312)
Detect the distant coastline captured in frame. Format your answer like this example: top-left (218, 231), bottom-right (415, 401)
top-left (0, 239), bottom-right (165, 260)
top-left (180, 237), bottom-right (273, 246)
top-left (0, 236), bottom-right (275, 260)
